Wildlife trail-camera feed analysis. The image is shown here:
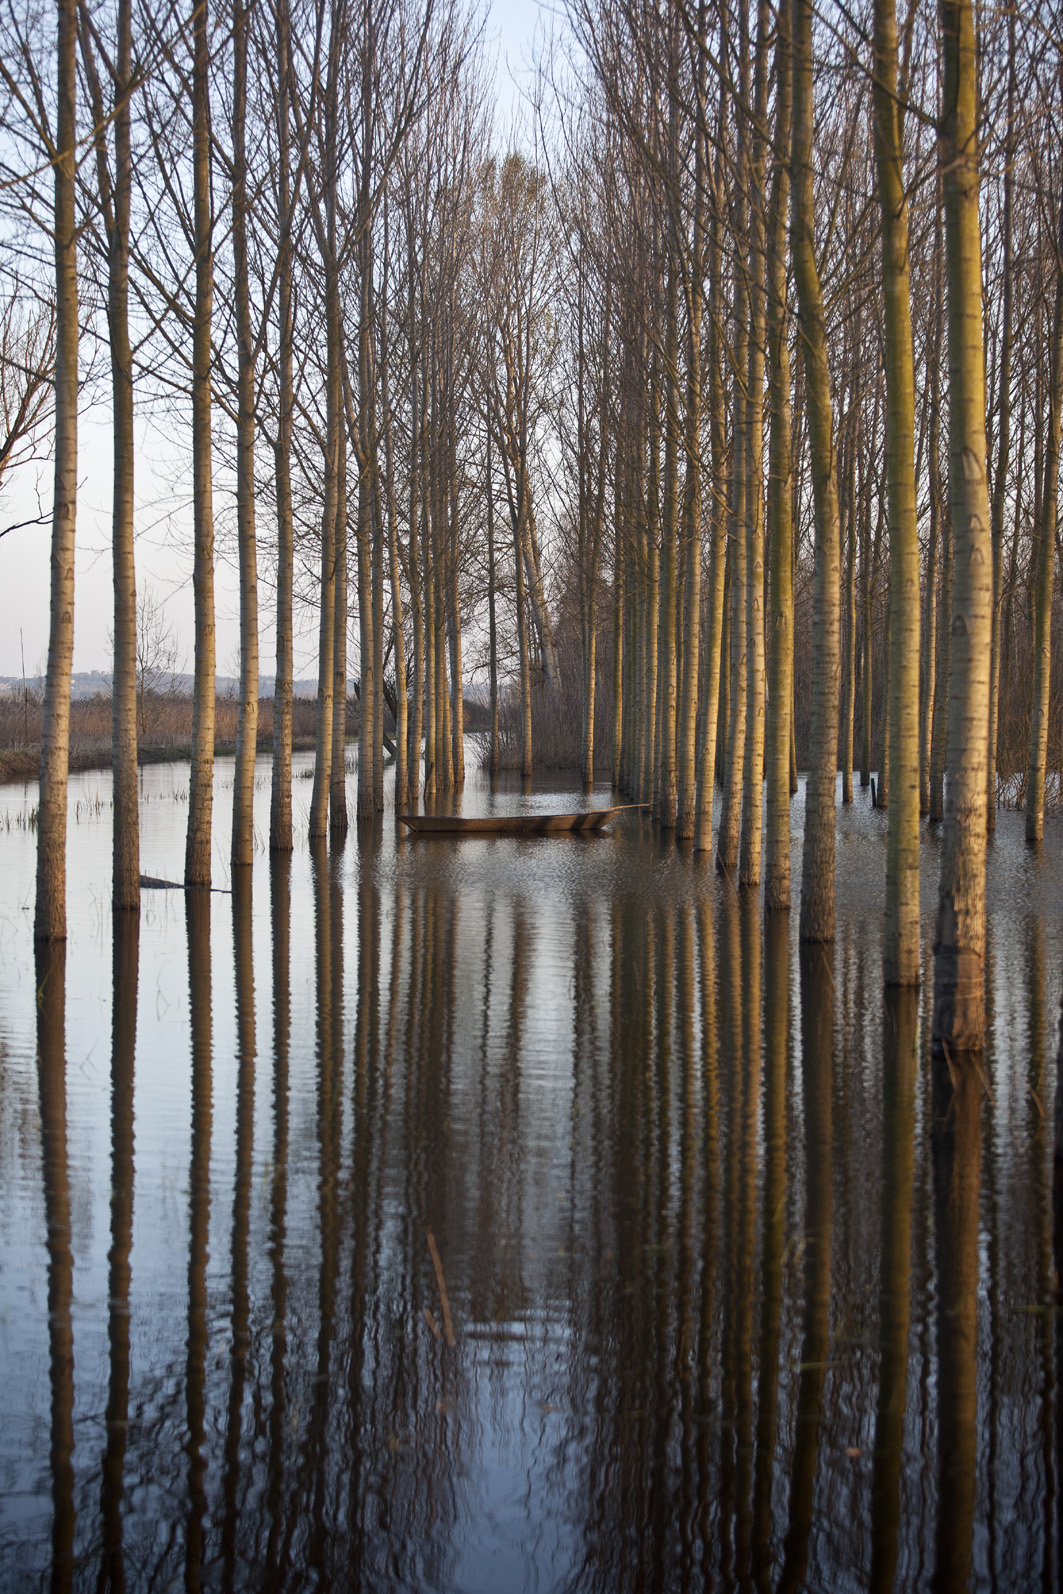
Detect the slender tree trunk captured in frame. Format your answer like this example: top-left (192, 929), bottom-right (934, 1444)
top-left (841, 432), bottom-right (856, 804)
top-left (576, 263), bottom-right (594, 789)
top-left (423, 492), bottom-right (436, 797)
top-left (879, 615), bottom-right (891, 808)
top-left (185, 0), bottom-right (216, 889)
top-left (515, 503), bottom-right (532, 778)
top-left (309, 279), bottom-right (338, 840)
top-left (408, 358), bottom-right (424, 799)
top-left (269, 0), bottom-right (294, 854)
top-left (987, 11), bottom-right (1016, 833)
top-left (612, 536), bottom-right (623, 789)
top-left (764, 1), bottom-right (793, 911)
top-left (36, 0), bottom-right (79, 941)
top-left (928, 256), bottom-right (949, 824)
top-left (920, 504), bottom-right (939, 816)
top-left (448, 465), bottom-right (465, 789)
top-left (1025, 206), bottom-right (1063, 842)
top-left (435, 488), bottom-right (452, 792)
top-left (717, 542), bottom-right (731, 788)
top-left (330, 436), bottom-right (349, 834)
top-left (718, 17), bottom-right (751, 876)
top-left (873, 0), bottom-right (921, 985)
top-left (520, 479), bottom-right (559, 694)
top-left (929, 505), bottom-right (951, 823)
top-left (717, 340), bottom-right (749, 872)
top-left (356, 435), bottom-right (375, 819)
top-left (676, 7), bottom-right (707, 838)
top-left (793, 0), bottom-right (842, 944)
top-left (933, 0), bottom-right (995, 1053)
top-left (486, 425), bottom-right (499, 778)
top-left (860, 453), bottom-right (873, 789)
top-left (657, 269), bottom-right (679, 827)
top-left (231, 0), bottom-right (259, 870)
top-left (695, 182), bottom-right (727, 851)
top-left (80, 0), bottom-right (138, 909)
top-left (642, 395), bottom-right (659, 804)
top-left (355, 214), bottom-right (377, 820)
top-left (675, 291), bottom-right (702, 839)
top-left (381, 326), bottom-right (407, 811)
top-left (372, 444), bottom-right (386, 810)
top-left (739, 0), bottom-right (771, 887)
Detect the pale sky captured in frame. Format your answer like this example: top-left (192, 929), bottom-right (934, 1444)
top-left (0, 0), bottom-right (547, 681)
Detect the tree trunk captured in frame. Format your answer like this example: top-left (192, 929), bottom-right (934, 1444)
top-left (792, 0), bottom-right (842, 944)
top-left (79, 0), bottom-right (138, 909)
top-left (612, 538), bottom-right (623, 789)
top-left (932, 0), bottom-right (994, 1054)
top-left (656, 269), bottom-right (679, 827)
top-left (423, 497), bottom-right (436, 797)
top-left (407, 355), bottom-right (424, 799)
top-left (695, 178), bottom-right (728, 851)
top-left (372, 440), bottom-right (386, 810)
top-left (919, 276), bottom-right (942, 819)
top-left (448, 497), bottom-right (465, 788)
top-left (873, 0), bottom-right (921, 985)
top-left (641, 394), bottom-right (659, 804)
top-left (487, 425), bottom-right (499, 778)
top-left (717, 338), bottom-right (748, 873)
top-left (309, 274), bottom-right (338, 840)
top-left (356, 238), bottom-right (376, 820)
top-left (739, 0), bottom-right (771, 888)
top-left (859, 452), bottom-right (873, 789)
top-left (381, 321), bottom-right (407, 811)
top-left (231, 0), bottom-right (259, 871)
top-left (764, 0), bottom-right (793, 911)
top-left (1025, 179), bottom-right (1063, 843)
top-left (841, 431), bottom-right (856, 804)
top-left (330, 433), bottom-right (349, 834)
top-left (36, 0), bottom-right (79, 941)
top-left (986, 10), bottom-right (1016, 833)
top-left (928, 265), bottom-right (949, 824)
top-left (269, 0), bottom-right (295, 854)
top-left (514, 502), bottom-right (533, 778)
top-left (184, 0), bottom-right (216, 889)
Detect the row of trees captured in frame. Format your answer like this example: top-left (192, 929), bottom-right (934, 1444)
top-left (3, 0), bottom-right (1062, 1056)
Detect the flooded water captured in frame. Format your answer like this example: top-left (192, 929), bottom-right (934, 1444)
top-left (0, 753), bottom-right (1060, 1591)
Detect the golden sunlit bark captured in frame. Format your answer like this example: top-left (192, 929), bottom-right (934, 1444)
top-left (932, 0), bottom-right (994, 1053)
top-left (872, 0), bottom-right (921, 985)
top-left (764, 0), bottom-right (793, 912)
top-left (35, 0), bottom-right (78, 940)
top-left (1025, 183), bottom-right (1063, 843)
top-left (792, 0), bottom-right (842, 943)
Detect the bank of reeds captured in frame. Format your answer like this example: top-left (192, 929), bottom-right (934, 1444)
top-left (0, 691), bottom-right (328, 781)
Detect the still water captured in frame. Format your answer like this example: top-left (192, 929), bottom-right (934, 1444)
top-left (0, 753), bottom-right (1060, 1591)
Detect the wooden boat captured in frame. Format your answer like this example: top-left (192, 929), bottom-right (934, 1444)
top-left (398, 804), bottom-right (643, 836)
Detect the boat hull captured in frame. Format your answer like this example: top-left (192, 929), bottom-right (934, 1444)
top-left (398, 806), bottom-right (636, 836)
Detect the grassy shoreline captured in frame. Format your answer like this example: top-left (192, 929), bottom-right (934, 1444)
top-left (0, 736), bottom-right (320, 784)
top-left (0, 690), bottom-right (328, 786)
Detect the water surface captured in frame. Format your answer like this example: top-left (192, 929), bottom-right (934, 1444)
top-left (0, 755), bottom-right (1059, 1591)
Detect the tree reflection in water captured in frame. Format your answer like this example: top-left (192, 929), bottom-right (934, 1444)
top-left (36, 940), bottom-right (75, 1594)
top-left (6, 815), bottom-right (1062, 1589)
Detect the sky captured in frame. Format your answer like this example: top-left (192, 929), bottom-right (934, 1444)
top-left (0, 0), bottom-right (548, 682)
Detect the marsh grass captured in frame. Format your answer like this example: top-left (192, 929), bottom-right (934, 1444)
top-left (0, 692), bottom-right (320, 782)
